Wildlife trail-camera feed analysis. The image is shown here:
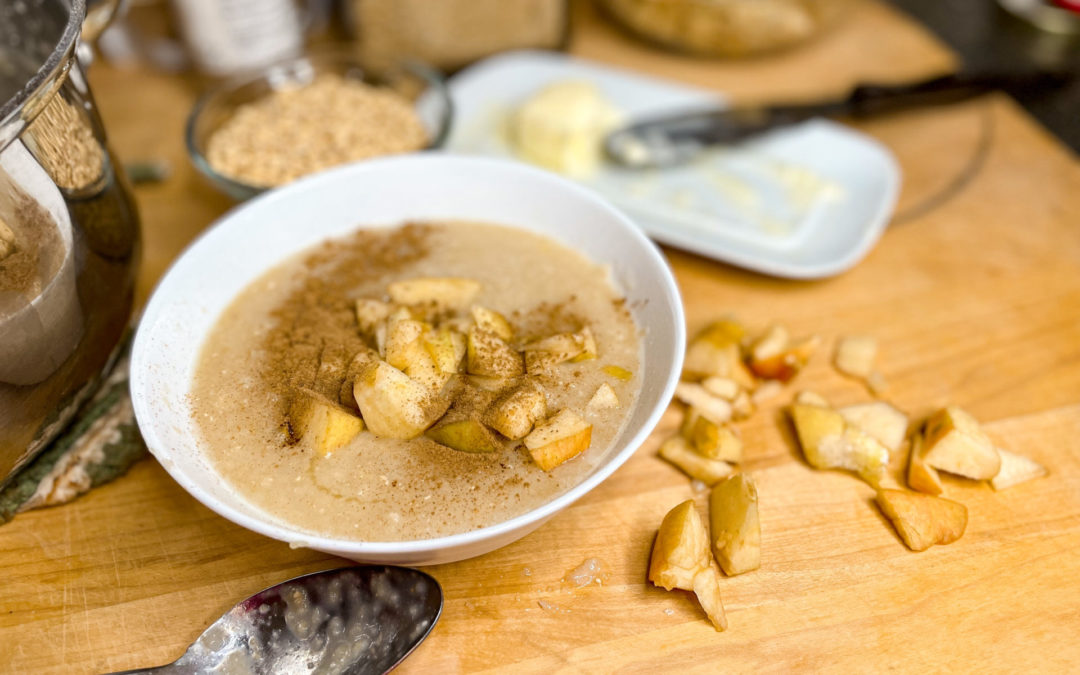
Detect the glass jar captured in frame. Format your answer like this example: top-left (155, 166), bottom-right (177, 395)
top-left (0, 0), bottom-right (141, 486)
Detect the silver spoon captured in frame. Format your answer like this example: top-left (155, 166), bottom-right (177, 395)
top-left (111, 566), bottom-right (443, 675)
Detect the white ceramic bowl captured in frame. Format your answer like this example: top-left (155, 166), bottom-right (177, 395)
top-left (130, 155), bottom-right (685, 565)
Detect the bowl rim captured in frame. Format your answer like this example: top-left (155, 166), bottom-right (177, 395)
top-left (131, 154), bottom-right (685, 556)
top-left (184, 51), bottom-right (454, 200)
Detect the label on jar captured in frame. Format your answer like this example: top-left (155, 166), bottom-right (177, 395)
top-left (171, 0), bottom-right (304, 77)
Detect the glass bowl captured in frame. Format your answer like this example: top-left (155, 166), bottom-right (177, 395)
top-left (186, 53), bottom-right (453, 201)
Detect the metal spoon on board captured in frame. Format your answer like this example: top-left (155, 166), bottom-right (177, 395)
top-left (109, 566), bottom-right (443, 675)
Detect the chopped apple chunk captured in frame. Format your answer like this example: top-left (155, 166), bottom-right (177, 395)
top-left (875, 488), bottom-right (967, 552)
top-left (674, 382), bottom-right (732, 425)
top-left (750, 379), bottom-right (784, 406)
top-left (484, 380), bottom-right (547, 440)
top-left (682, 320), bottom-right (755, 388)
top-left (709, 474), bottom-right (761, 576)
top-left (471, 305), bottom-right (513, 341)
top-left (790, 403), bottom-right (889, 485)
top-left (701, 376), bottom-right (740, 401)
top-left (906, 431), bottom-right (943, 496)
top-left (423, 327), bottom-right (466, 374)
top-left (586, 382), bottom-right (619, 411)
top-left (922, 407), bottom-right (1001, 480)
top-left (603, 365), bottom-right (633, 381)
top-left (287, 388), bottom-right (364, 456)
top-left (569, 327), bottom-right (598, 362)
top-left (426, 417), bottom-right (503, 453)
top-left (648, 500), bottom-right (711, 591)
top-left (524, 409), bottom-right (592, 471)
top-left (659, 436), bottom-right (734, 485)
top-left (353, 361), bottom-right (449, 439)
top-left (387, 277), bottom-right (480, 309)
top-left (467, 327), bottom-right (524, 378)
top-left (748, 325), bottom-right (819, 382)
top-left (523, 332), bottom-right (585, 372)
top-left (384, 319), bottom-right (428, 371)
top-left (648, 500), bottom-right (727, 631)
top-left (687, 415), bottom-right (742, 463)
top-left (839, 401), bottom-right (909, 452)
top-left (355, 298), bottom-right (392, 334)
top-left (991, 448), bottom-right (1047, 491)
top-left (834, 334), bottom-right (878, 379)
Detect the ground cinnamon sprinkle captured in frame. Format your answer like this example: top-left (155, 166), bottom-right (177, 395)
top-left (259, 224), bottom-right (432, 419)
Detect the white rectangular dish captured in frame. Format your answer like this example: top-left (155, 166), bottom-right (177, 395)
top-left (445, 51), bottom-right (901, 279)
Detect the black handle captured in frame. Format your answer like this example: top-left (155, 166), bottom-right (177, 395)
top-left (845, 70), bottom-right (1074, 118)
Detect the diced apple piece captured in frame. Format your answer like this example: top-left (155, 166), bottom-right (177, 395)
top-left (688, 416), bottom-right (742, 463)
top-left (523, 333), bottom-right (585, 372)
top-left (659, 436), bottom-right (735, 485)
top-left (603, 365), bottom-right (633, 381)
top-left (701, 376), bottom-right (740, 401)
top-left (991, 448), bottom-right (1047, 491)
top-left (795, 390), bottom-right (829, 407)
top-left (674, 382), bottom-right (732, 425)
top-left (834, 334), bottom-right (877, 379)
top-left (648, 500), bottom-right (711, 592)
top-left (524, 409), bottom-right (592, 471)
top-left (790, 404), bottom-right (888, 485)
top-left (875, 488), bottom-right (967, 552)
top-left (484, 380), bottom-right (547, 440)
top-left (586, 382), bottom-right (619, 411)
top-left (423, 328), bottom-right (465, 374)
top-left (426, 418), bottom-right (502, 453)
top-left (387, 277), bottom-right (480, 309)
top-left (790, 403), bottom-right (846, 465)
top-left (907, 431), bottom-right (943, 496)
top-left (569, 327), bottom-right (598, 362)
top-left (384, 319), bottom-right (428, 371)
top-left (731, 390), bottom-right (755, 421)
top-left (467, 327), bottom-right (524, 378)
top-left (683, 320), bottom-right (755, 388)
top-left (709, 473), bottom-right (761, 576)
top-left (287, 388), bottom-right (364, 456)
top-left (749, 327), bottom-right (819, 382)
top-left (471, 305), bottom-right (513, 341)
top-left (355, 298), bottom-right (392, 334)
top-left (922, 407), bottom-right (1001, 480)
top-left (353, 361), bottom-right (449, 439)
top-left (691, 563), bottom-right (728, 632)
top-left (750, 379), bottom-right (784, 406)
top-left (839, 401), bottom-right (909, 452)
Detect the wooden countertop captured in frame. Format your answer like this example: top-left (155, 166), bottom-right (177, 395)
top-left (4, 1), bottom-right (1080, 672)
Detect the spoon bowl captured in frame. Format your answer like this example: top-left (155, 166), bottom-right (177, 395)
top-left (114, 566), bottom-right (442, 674)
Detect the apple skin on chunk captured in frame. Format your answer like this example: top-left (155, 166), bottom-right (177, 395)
top-left (748, 325), bottom-right (819, 382)
top-left (286, 388), bottom-right (364, 456)
top-left (524, 409), bottom-right (592, 471)
top-left (682, 320), bottom-right (756, 389)
top-left (709, 473), bottom-right (761, 576)
top-left (922, 407), bottom-right (1001, 480)
top-left (907, 431), bottom-right (943, 496)
top-left (648, 500), bottom-right (728, 631)
top-left (790, 403), bottom-right (889, 485)
top-left (386, 277), bottom-right (480, 309)
top-left (875, 488), bottom-right (967, 552)
top-left (426, 418), bottom-right (503, 453)
top-left (353, 361), bottom-right (450, 439)
top-left (688, 414), bottom-right (743, 463)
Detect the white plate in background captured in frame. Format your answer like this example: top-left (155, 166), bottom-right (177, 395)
top-left (446, 51), bottom-right (901, 279)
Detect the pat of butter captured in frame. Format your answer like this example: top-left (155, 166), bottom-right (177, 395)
top-left (509, 81), bottom-right (621, 177)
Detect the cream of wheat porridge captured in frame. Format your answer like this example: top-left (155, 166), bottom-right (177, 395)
top-left (190, 222), bottom-right (642, 541)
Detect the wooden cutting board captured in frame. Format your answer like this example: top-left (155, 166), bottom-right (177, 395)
top-left (3, 1), bottom-right (1080, 672)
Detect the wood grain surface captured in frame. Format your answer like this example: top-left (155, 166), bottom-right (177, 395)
top-left (3, 1), bottom-right (1080, 672)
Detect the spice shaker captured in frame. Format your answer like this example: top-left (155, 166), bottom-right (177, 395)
top-left (0, 0), bottom-right (141, 486)
top-left (169, 0), bottom-right (305, 77)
